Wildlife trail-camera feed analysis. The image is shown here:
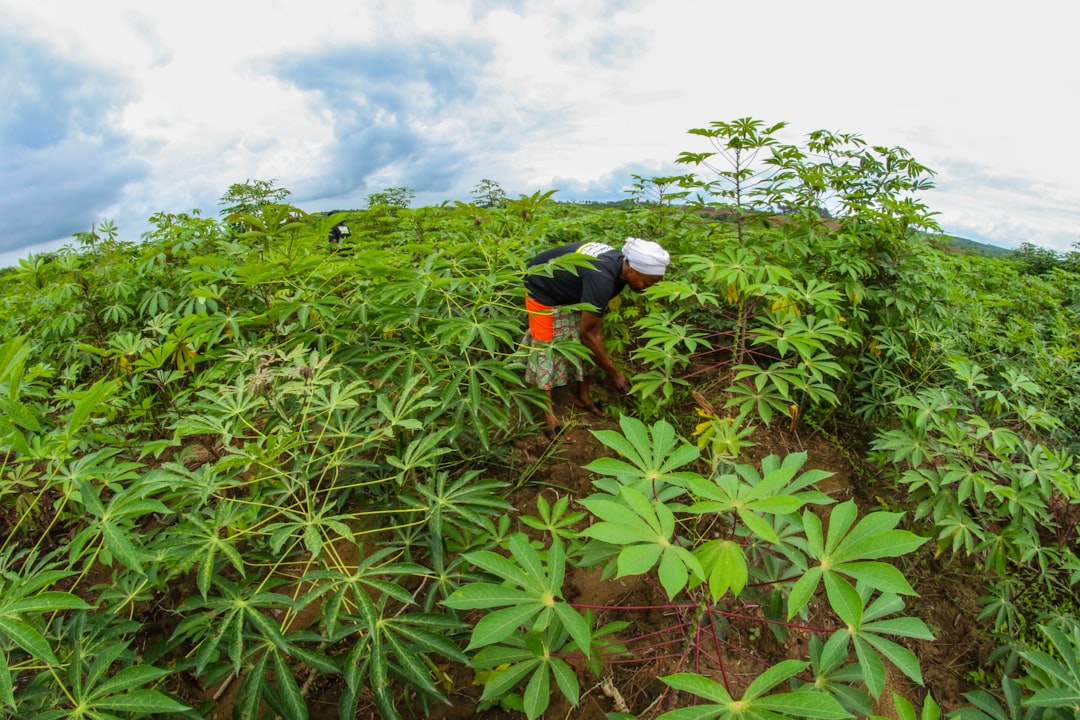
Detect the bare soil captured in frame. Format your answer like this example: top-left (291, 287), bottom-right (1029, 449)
top-left (412, 386), bottom-right (989, 719)
top-left (172, 384), bottom-right (990, 719)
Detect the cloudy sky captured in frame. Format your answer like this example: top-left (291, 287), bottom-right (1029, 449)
top-left (2, 0), bottom-right (1077, 266)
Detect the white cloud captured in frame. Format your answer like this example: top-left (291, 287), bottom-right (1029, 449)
top-left (1, 0), bottom-right (1079, 264)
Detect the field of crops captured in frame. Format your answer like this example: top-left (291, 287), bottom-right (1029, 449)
top-left (2, 119), bottom-right (1079, 719)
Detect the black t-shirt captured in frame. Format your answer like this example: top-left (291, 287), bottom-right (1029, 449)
top-left (525, 241), bottom-right (626, 316)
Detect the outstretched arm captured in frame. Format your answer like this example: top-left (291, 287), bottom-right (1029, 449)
top-left (579, 312), bottom-right (630, 392)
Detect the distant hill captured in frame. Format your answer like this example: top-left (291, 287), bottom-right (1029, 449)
top-left (938, 235), bottom-right (1012, 257)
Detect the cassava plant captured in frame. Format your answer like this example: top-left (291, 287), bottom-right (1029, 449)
top-left (446, 416), bottom-right (933, 718)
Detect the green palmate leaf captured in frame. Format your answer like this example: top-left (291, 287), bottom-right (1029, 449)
top-left (522, 659), bottom-right (551, 720)
top-left (0, 395), bottom-right (40, 432)
top-left (467, 603), bottom-right (540, 650)
top-left (824, 573), bottom-right (863, 629)
top-left (0, 617), bottom-right (59, 665)
top-left (522, 493), bottom-right (585, 542)
top-left (583, 457), bottom-right (645, 479)
top-left (579, 517), bottom-right (656, 546)
top-left (863, 617), bottom-right (935, 640)
top-left (101, 522), bottom-right (144, 574)
top-left (686, 453), bottom-right (834, 547)
top-left (739, 508), bottom-right (782, 544)
top-left (479, 658), bottom-right (538, 704)
top-left (742, 659), bottom-right (810, 700)
top-left (582, 484), bottom-right (702, 599)
top-left (550, 657), bottom-right (580, 706)
top-left (755, 689), bottom-right (854, 719)
top-left (838, 561), bottom-right (915, 596)
top-left (654, 705), bottom-right (725, 720)
top-left (1024, 687), bottom-right (1080, 708)
top-left (443, 583), bottom-right (532, 610)
top-left (661, 672), bottom-right (733, 704)
top-left (860, 632), bottom-right (923, 686)
top-left (64, 377), bottom-right (117, 443)
top-left (447, 534), bottom-right (589, 662)
top-left (821, 583), bottom-right (932, 701)
top-left (822, 501), bottom-right (859, 555)
top-left (384, 631), bottom-right (442, 699)
top-left (788, 566), bottom-right (823, 620)
top-left (92, 689), bottom-right (192, 714)
top-left (462, 551), bottom-right (535, 591)
top-left (245, 605), bottom-right (289, 654)
top-left (90, 665), bottom-right (170, 699)
top-left (235, 653), bottom-right (270, 720)
top-left (586, 415), bottom-right (700, 491)
top-left (853, 633), bottom-right (887, 699)
top-left (617, 541), bottom-right (664, 576)
top-left (8, 592), bottom-right (92, 614)
top-left (693, 539), bottom-right (748, 601)
top-left (658, 663), bottom-right (850, 720)
top-left (789, 502), bottom-right (926, 619)
top-left (552, 603), bottom-right (592, 660)
top-left (270, 650), bottom-right (308, 720)
top-left (0, 653), bottom-right (13, 709)
top-left (657, 547), bottom-right (691, 600)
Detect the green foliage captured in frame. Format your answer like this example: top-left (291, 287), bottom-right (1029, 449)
top-left (1017, 621), bottom-right (1080, 716)
top-left (786, 501), bottom-right (926, 619)
top-left (657, 662), bottom-right (850, 719)
top-left (580, 482), bottom-right (704, 599)
top-left (366, 185), bottom-right (415, 208)
top-left (471, 178), bottom-right (508, 208)
top-left (521, 492), bottom-right (586, 548)
top-left (1011, 242), bottom-right (1061, 276)
top-left (1, 116), bottom-right (1078, 718)
top-left (443, 534), bottom-right (591, 719)
top-left (218, 178), bottom-right (291, 217)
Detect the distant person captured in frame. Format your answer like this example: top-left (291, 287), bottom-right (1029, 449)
top-left (523, 237), bottom-right (670, 438)
top-left (328, 223), bottom-right (350, 250)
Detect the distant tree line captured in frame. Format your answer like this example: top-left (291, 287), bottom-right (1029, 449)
top-left (1012, 240), bottom-right (1080, 275)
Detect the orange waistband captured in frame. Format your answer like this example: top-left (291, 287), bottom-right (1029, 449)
top-left (525, 295), bottom-right (555, 342)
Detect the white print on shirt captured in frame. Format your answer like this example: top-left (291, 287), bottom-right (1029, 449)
top-left (578, 242), bottom-right (615, 258)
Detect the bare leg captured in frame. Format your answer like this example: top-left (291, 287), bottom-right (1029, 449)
top-left (574, 377), bottom-right (592, 408)
top-left (573, 376), bottom-right (605, 416)
top-left (543, 389), bottom-right (559, 430)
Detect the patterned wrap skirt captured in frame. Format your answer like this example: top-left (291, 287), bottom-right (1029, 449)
top-left (524, 295), bottom-right (583, 390)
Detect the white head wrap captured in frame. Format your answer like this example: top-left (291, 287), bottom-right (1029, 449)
top-left (623, 237), bottom-right (670, 276)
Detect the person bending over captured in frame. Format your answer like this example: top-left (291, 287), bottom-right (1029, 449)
top-left (523, 236), bottom-right (670, 437)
